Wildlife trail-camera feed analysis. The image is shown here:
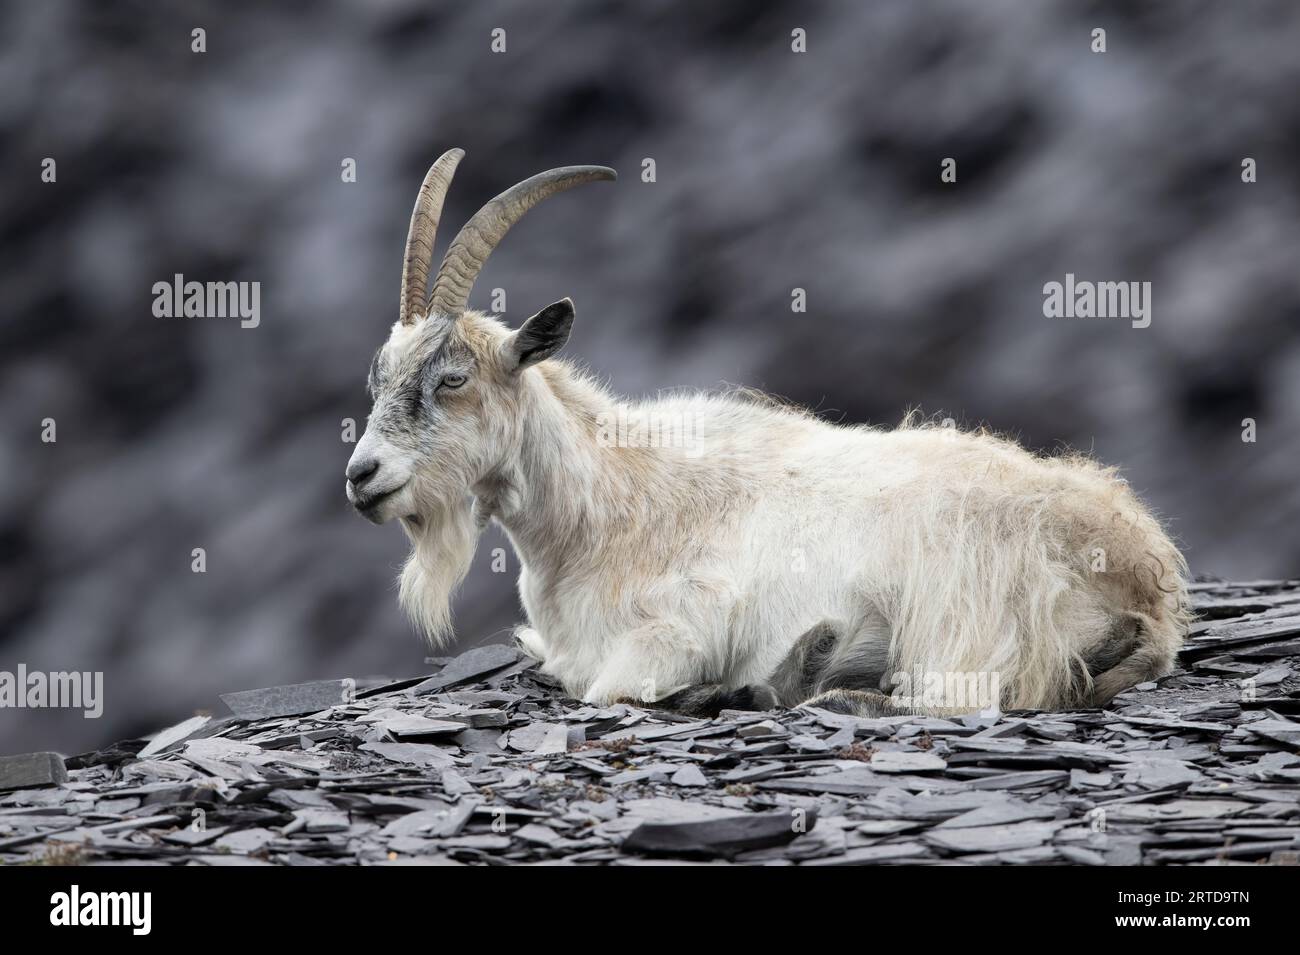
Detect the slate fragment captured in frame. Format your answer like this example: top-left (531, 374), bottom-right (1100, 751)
top-left (64, 738), bottom-right (148, 770)
top-left (622, 809), bottom-right (817, 858)
top-left (0, 752), bottom-right (68, 791)
top-left (935, 800), bottom-right (1058, 829)
top-left (531, 723), bottom-right (570, 756)
top-left (1119, 755), bottom-right (1203, 789)
top-left (459, 709), bottom-right (509, 728)
top-left (670, 764), bottom-right (708, 787)
top-left (376, 716), bottom-right (467, 739)
top-left (162, 826), bottom-right (229, 847)
top-left (220, 680), bottom-right (353, 719)
top-left (358, 742), bottom-right (455, 768)
top-left (381, 803), bottom-right (474, 840)
top-left (965, 770), bottom-right (1070, 791)
top-left (1244, 718), bottom-right (1300, 749)
top-left (855, 819), bottom-right (923, 836)
top-left (871, 751), bottom-right (947, 773)
top-left (412, 645), bottom-right (520, 694)
top-left (803, 843), bottom-right (929, 865)
top-left (453, 729), bottom-right (505, 754)
top-left (924, 821), bottom-right (1064, 853)
top-left (138, 715), bottom-right (213, 758)
top-left (213, 827), bottom-right (278, 854)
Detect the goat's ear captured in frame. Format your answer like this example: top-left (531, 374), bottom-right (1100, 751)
top-left (502, 298), bottom-right (575, 372)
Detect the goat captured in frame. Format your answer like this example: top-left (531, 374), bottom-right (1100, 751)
top-left (345, 148), bottom-right (1190, 717)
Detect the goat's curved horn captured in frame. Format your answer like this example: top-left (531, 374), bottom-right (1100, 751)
top-left (427, 165), bottom-right (616, 317)
top-left (399, 148), bottom-right (465, 325)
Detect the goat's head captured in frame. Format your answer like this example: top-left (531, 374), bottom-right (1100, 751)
top-left (345, 149), bottom-right (615, 526)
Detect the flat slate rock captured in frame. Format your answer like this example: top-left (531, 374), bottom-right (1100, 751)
top-left (372, 715), bottom-right (468, 739)
top-left (924, 821), bottom-right (1066, 854)
top-left (871, 751), bottom-right (947, 773)
top-left (137, 715), bottom-right (213, 758)
top-left (670, 764), bottom-right (708, 787)
top-left (3, 579), bottom-right (1298, 866)
top-left (358, 742), bottom-right (457, 768)
top-left (413, 645), bottom-right (520, 694)
top-left (0, 752), bottom-right (69, 791)
top-left (220, 680), bottom-right (353, 720)
top-left (622, 809), bottom-right (817, 858)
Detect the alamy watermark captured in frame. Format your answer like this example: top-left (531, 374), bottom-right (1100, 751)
top-left (596, 406), bottom-right (704, 457)
top-left (889, 669), bottom-right (1001, 710)
top-left (50, 885), bottom-right (151, 935)
top-left (152, 273), bottom-right (260, 328)
top-left (0, 664), bottom-right (103, 718)
top-left (1043, 273), bottom-right (1151, 328)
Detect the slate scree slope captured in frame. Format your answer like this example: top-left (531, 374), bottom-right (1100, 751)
top-left (344, 149), bottom-right (1191, 719)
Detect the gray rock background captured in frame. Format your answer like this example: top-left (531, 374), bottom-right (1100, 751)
top-left (2, 0), bottom-right (1298, 753)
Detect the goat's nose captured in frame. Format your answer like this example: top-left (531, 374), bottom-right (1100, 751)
top-left (346, 457), bottom-right (380, 488)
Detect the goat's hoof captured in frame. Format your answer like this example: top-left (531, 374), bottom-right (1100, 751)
top-left (654, 682), bottom-right (779, 717)
top-left (728, 683), bottom-right (780, 712)
top-left (513, 626), bottom-right (547, 662)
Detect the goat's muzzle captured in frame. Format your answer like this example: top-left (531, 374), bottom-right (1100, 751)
top-left (345, 457), bottom-right (407, 523)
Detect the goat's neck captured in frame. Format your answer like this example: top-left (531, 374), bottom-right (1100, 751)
top-left (489, 362), bottom-right (629, 568)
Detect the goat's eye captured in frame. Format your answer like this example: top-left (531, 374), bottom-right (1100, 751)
top-left (440, 373), bottom-right (467, 390)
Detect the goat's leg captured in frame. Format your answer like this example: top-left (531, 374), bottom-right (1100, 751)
top-left (766, 612), bottom-right (895, 698)
top-left (1082, 614), bottom-right (1140, 678)
top-left (765, 620), bottom-right (843, 705)
top-left (655, 683), bottom-right (779, 717)
top-left (658, 614), bottom-right (899, 717)
top-left (801, 688), bottom-right (916, 717)
top-left (810, 610), bottom-right (894, 697)
top-left (1084, 613), bottom-right (1173, 707)
top-left (785, 613), bottom-right (919, 716)
top-left (513, 625), bottom-right (550, 664)
top-left (581, 620), bottom-right (710, 706)
top-left (652, 616), bottom-right (873, 716)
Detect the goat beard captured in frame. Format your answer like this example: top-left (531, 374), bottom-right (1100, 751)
top-left (398, 495), bottom-right (480, 647)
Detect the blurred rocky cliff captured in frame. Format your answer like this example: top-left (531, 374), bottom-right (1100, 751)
top-left (2, 0), bottom-right (1298, 752)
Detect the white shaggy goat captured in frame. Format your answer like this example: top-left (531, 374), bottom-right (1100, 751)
top-left (346, 149), bottom-right (1190, 716)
